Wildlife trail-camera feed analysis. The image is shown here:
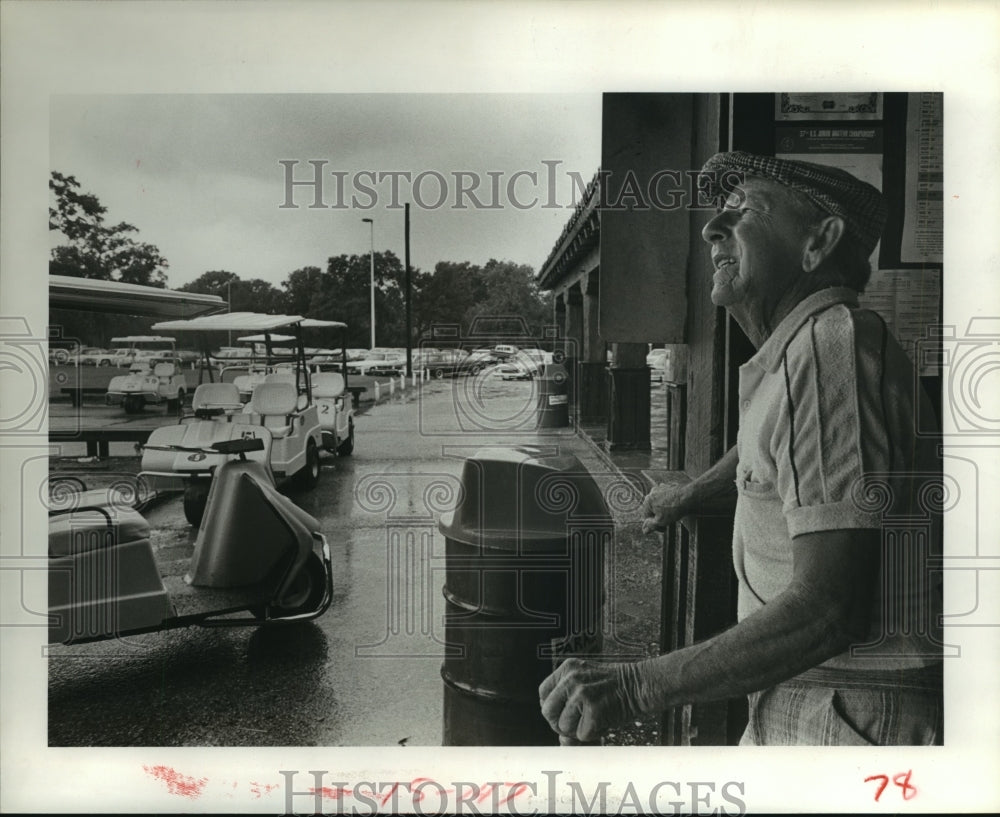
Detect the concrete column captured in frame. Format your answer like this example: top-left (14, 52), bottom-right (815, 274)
top-left (578, 270), bottom-right (608, 426)
top-left (582, 270), bottom-right (602, 364)
top-left (607, 341), bottom-right (651, 450)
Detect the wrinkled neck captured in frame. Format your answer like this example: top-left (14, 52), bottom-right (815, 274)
top-left (729, 275), bottom-right (830, 348)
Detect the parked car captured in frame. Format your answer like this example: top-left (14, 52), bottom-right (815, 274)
top-left (497, 349), bottom-right (552, 380)
top-left (175, 349), bottom-right (202, 364)
top-left (211, 347), bottom-right (251, 364)
top-left (48, 342), bottom-right (80, 365)
top-left (461, 348), bottom-right (500, 375)
top-left (493, 343), bottom-right (519, 360)
top-left (419, 350), bottom-right (469, 379)
top-left (307, 353), bottom-right (345, 371)
top-left (347, 351), bottom-right (405, 376)
top-left (78, 347), bottom-right (117, 367)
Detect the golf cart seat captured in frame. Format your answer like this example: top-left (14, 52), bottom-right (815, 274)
top-left (48, 503), bottom-right (171, 643)
top-left (190, 383), bottom-right (242, 419)
top-left (312, 372), bottom-right (345, 399)
top-left (265, 371), bottom-right (309, 408)
top-left (153, 361), bottom-right (176, 381)
top-left (244, 381), bottom-right (298, 438)
top-left (49, 504), bottom-right (151, 557)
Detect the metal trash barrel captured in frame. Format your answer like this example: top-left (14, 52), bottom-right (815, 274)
top-left (439, 447), bottom-right (610, 745)
top-left (537, 362), bottom-right (570, 428)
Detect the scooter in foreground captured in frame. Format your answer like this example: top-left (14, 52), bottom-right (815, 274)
top-left (48, 437), bottom-right (332, 645)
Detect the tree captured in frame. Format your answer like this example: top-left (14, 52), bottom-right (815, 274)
top-left (180, 270), bottom-right (284, 315)
top-left (411, 258), bottom-right (552, 343)
top-left (282, 252), bottom-right (410, 348)
top-left (49, 171), bottom-right (168, 287)
top-left (465, 259), bottom-right (552, 336)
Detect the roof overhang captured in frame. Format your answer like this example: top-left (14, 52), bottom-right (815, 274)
top-left (49, 275), bottom-right (227, 318)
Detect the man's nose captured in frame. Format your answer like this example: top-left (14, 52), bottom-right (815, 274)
top-left (701, 210), bottom-right (732, 244)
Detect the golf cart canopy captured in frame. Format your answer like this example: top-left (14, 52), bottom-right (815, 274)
top-left (300, 319), bottom-right (348, 331)
top-left (237, 333), bottom-right (296, 344)
top-left (153, 313), bottom-right (313, 333)
top-left (50, 275), bottom-right (226, 318)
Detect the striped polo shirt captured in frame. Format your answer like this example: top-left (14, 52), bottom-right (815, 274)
top-left (734, 287), bottom-right (943, 673)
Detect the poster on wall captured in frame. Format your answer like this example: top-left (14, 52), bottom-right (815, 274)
top-left (775, 125), bottom-right (884, 190)
top-left (859, 267), bottom-right (942, 375)
top-left (775, 92), bottom-right (882, 120)
top-left (900, 92), bottom-right (943, 263)
top-left (776, 123), bottom-right (884, 263)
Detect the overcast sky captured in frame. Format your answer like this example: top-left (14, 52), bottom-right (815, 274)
top-left (50, 94), bottom-right (602, 290)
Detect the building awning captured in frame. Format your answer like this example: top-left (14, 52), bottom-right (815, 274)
top-left (49, 275), bottom-right (227, 318)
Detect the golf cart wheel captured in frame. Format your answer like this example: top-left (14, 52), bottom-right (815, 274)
top-left (183, 481), bottom-right (210, 527)
top-left (337, 419), bottom-right (354, 456)
top-left (274, 551), bottom-right (326, 616)
top-left (433, 368), bottom-right (445, 379)
top-left (167, 390), bottom-right (185, 412)
top-left (296, 439), bottom-right (320, 490)
top-left (123, 394), bottom-right (144, 414)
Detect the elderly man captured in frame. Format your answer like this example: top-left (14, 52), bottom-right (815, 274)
top-left (539, 152), bottom-right (943, 746)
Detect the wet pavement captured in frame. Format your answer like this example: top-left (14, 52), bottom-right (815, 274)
top-left (47, 370), bottom-right (663, 747)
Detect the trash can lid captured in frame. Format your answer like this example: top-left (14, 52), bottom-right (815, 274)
top-left (438, 446), bottom-right (611, 548)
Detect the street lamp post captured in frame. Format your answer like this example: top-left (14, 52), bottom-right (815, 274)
top-left (362, 217), bottom-right (375, 349)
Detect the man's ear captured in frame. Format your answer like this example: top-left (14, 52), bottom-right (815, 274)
top-left (802, 215), bottom-right (846, 272)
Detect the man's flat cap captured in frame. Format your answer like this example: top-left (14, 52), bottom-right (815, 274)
top-left (700, 151), bottom-right (887, 256)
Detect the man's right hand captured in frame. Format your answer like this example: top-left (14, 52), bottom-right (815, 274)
top-left (640, 481), bottom-right (690, 534)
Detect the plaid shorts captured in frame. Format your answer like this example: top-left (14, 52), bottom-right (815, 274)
top-left (740, 665), bottom-right (943, 746)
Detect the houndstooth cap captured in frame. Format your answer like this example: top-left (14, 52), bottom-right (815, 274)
top-left (700, 151), bottom-right (887, 256)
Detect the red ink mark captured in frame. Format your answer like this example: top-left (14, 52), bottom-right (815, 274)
top-left (865, 770), bottom-right (916, 802)
top-left (410, 777), bottom-right (433, 803)
top-left (864, 774), bottom-right (889, 802)
top-left (378, 782), bottom-right (400, 806)
top-left (310, 786), bottom-right (351, 800)
top-left (143, 765), bottom-right (209, 799)
top-left (498, 782), bottom-right (530, 806)
top-left (250, 781), bottom-right (279, 799)
top-left (894, 770), bottom-right (917, 800)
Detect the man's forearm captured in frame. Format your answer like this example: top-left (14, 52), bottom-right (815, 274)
top-left (681, 445), bottom-right (739, 514)
top-left (626, 582), bottom-right (854, 713)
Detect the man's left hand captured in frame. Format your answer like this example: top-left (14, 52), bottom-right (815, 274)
top-left (538, 658), bottom-right (643, 742)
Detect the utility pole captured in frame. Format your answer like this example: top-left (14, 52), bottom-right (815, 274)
top-left (362, 217), bottom-right (375, 349)
top-left (405, 203), bottom-right (412, 377)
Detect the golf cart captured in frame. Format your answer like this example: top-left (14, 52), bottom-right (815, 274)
top-left (139, 313), bottom-right (328, 526)
top-left (105, 335), bottom-right (187, 413)
top-left (46, 276), bottom-right (333, 645)
top-left (224, 332), bottom-right (298, 402)
top-left (50, 436), bottom-right (332, 644)
top-left (301, 318), bottom-right (355, 455)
